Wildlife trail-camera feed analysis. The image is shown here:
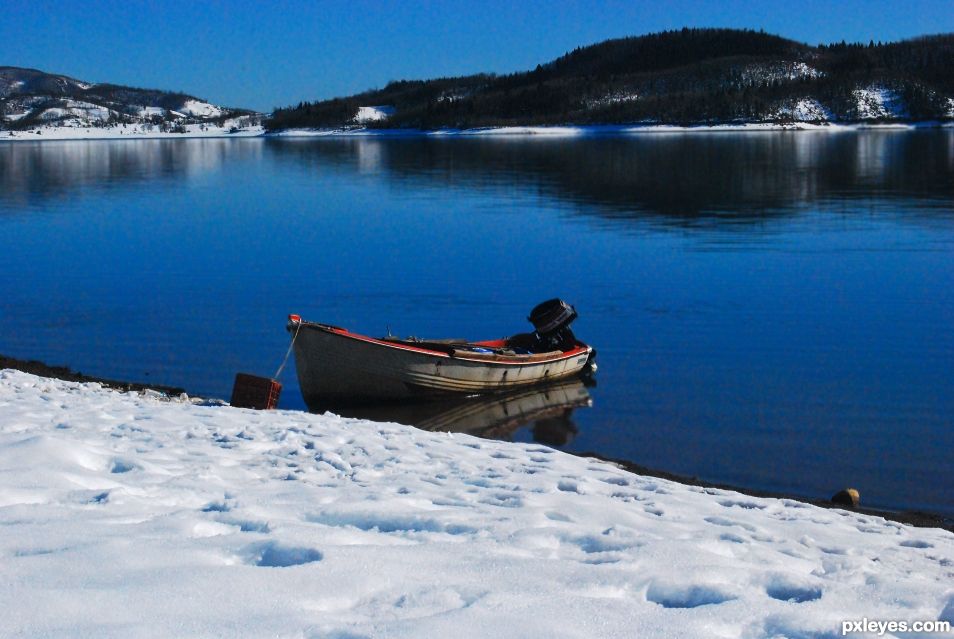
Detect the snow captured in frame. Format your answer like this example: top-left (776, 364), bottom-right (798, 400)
top-left (27, 101), bottom-right (111, 125)
top-left (271, 121), bottom-right (954, 140)
top-left (740, 61), bottom-right (824, 85)
top-left (179, 99), bottom-right (223, 118)
top-left (1, 369), bottom-right (952, 638)
top-left (947, 98), bottom-right (954, 118)
top-left (586, 92), bottom-right (640, 110)
top-left (773, 98), bottom-right (835, 122)
top-left (449, 126), bottom-right (584, 136)
top-left (853, 87), bottom-right (907, 120)
top-left (138, 106), bottom-right (167, 118)
top-left (1, 118), bottom-right (263, 141)
top-left (37, 106), bottom-right (111, 123)
top-left (0, 77), bottom-right (32, 97)
top-left (438, 90), bottom-right (473, 103)
top-left (38, 107), bottom-right (69, 121)
top-left (355, 105), bottom-right (395, 123)
top-left (789, 62), bottom-right (824, 80)
top-left (5, 120), bottom-right (951, 143)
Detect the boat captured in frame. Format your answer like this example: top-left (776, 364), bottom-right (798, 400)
top-left (287, 299), bottom-right (596, 408)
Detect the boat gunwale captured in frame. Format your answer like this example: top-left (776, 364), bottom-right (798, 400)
top-left (291, 319), bottom-right (591, 366)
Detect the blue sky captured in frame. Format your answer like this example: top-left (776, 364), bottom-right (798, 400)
top-left (3, 0), bottom-right (953, 111)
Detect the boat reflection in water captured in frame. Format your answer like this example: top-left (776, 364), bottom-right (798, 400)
top-left (311, 378), bottom-right (592, 447)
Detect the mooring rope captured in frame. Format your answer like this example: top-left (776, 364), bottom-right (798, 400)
top-left (273, 321), bottom-right (302, 380)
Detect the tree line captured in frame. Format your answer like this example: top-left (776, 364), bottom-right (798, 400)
top-left (267, 28), bottom-right (954, 130)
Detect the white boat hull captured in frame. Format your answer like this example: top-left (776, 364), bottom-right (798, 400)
top-left (290, 321), bottom-right (594, 407)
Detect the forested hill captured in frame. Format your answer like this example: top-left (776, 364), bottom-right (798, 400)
top-left (267, 28), bottom-right (954, 130)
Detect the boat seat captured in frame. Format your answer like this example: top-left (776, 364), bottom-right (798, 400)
top-left (449, 349), bottom-right (564, 362)
top-left (382, 337), bottom-right (469, 345)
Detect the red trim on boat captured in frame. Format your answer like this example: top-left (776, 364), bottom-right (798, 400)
top-left (303, 322), bottom-right (588, 364)
top-left (324, 326), bottom-right (452, 357)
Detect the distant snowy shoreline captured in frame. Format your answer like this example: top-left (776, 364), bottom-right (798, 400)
top-left (3, 120), bottom-right (952, 143)
top-left (270, 121), bottom-right (954, 138)
top-left (1, 369), bottom-right (953, 637)
top-left (0, 122), bottom-right (264, 142)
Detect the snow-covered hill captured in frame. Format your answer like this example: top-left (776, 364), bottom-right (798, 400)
top-left (1, 369), bottom-right (952, 638)
top-left (0, 66), bottom-right (261, 137)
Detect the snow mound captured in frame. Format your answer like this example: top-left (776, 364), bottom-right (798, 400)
top-left (457, 126), bottom-right (583, 136)
top-left (355, 105), bottom-right (395, 123)
top-left (138, 106), bottom-right (167, 118)
top-left (1, 369), bottom-right (952, 638)
top-left (853, 86), bottom-right (907, 119)
top-left (774, 98), bottom-right (834, 122)
top-left (179, 99), bottom-right (223, 118)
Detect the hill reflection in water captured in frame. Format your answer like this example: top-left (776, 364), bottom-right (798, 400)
top-left (3, 132), bottom-right (952, 225)
top-left (265, 130), bottom-right (954, 224)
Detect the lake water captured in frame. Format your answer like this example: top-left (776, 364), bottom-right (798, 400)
top-left (1, 131), bottom-right (952, 516)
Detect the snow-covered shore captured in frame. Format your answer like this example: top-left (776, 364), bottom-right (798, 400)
top-left (1, 370), bottom-right (952, 638)
top-left (0, 121), bottom-right (264, 142)
top-left (4, 120), bottom-right (952, 143)
top-left (269, 121), bottom-right (954, 139)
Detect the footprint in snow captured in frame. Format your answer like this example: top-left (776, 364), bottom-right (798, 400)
top-left (244, 541), bottom-right (323, 567)
top-left (545, 511), bottom-right (573, 523)
top-left (719, 532), bottom-right (747, 544)
top-left (899, 539), bottom-right (933, 549)
top-left (704, 516), bottom-right (756, 532)
top-left (109, 458), bottom-right (139, 474)
top-left (557, 480), bottom-right (582, 494)
top-left (718, 499), bottom-right (765, 510)
top-left (307, 512), bottom-right (478, 536)
top-left (479, 493), bottom-right (524, 508)
top-left (567, 533), bottom-right (642, 555)
top-left (307, 631), bottom-right (370, 639)
top-left (765, 579), bottom-right (823, 603)
top-left (609, 491), bottom-right (646, 503)
top-left (220, 517), bottom-right (271, 533)
top-left (202, 500), bottom-right (232, 513)
top-left (645, 581), bottom-right (736, 608)
top-left (856, 525), bottom-right (887, 534)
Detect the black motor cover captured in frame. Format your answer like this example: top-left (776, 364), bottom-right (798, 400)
top-left (528, 299), bottom-right (578, 335)
top-left (518, 299), bottom-right (579, 352)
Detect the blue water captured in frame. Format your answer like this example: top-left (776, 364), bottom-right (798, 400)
top-left (1, 132), bottom-right (952, 515)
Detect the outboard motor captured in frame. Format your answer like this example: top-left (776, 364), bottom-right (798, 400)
top-left (527, 298), bottom-right (579, 352)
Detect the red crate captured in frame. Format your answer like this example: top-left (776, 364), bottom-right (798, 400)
top-left (230, 373), bottom-right (282, 410)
